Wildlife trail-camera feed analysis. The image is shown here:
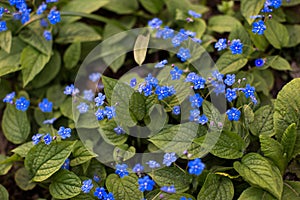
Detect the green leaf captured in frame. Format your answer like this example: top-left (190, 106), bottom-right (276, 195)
top-left (11, 142), bottom-right (34, 157)
top-left (64, 42), bottom-right (81, 69)
top-left (134, 33), bottom-right (150, 66)
top-left (21, 46), bottom-right (51, 87)
top-left (238, 187), bottom-right (277, 200)
top-left (233, 153), bottom-right (283, 199)
top-left (49, 170), bottom-right (82, 199)
top-left (240, 0), bottom-right (265, 25)
top-left (259, 135), bottom-right (285, 173)
top-left (169, 193), bottom-right (196, 200)
top-left (60, 97), bottom-right (73, 120)
top-left (129, 92), bottom-right (146, 121)
top-left (197, 173), bottom-right (234, 200)
top-left (229, 24), bottom-right (252, 55)
top-left (25, 141), bottom-right (76, 182)
top-left (0, 185), bottom-right (9, 200)
top-left (185, 18), bottom-right (207, 39)
top-left (19, 29), bottom-right (52, 55)
top-left (31, 50), bottom-right (61, 88)
top-left (0, 30), bottom-right (12, 53)
top-left (99, 120), bottom-right (128, 146)
top-left (2, 104), bottom-right (30, 144)
top-left (286, 25), bottom-right (300, 47)
top-left (208, 15), bottom-right (241, 33)
top-left (102, 76), bottom-right (118, 104)
top-left (264, 56), bottom-right (291, 71)
top-left (70, 141), bottom-right (96, 167)
top-left (0, 155), bottom-right (13, 176)
top-left (210, 131), bottom-right (246, 159)
top-left (61, 0), bottom-right (110, 23)
top-left (139, 0), bottom-right (164, 14)
top-left (149, 166), bottom-right (192, 193)
top-left (281, 123), bottom-right (297, 163)
top-left (274, 78), bottom-right (300, 157)
top-left (165, 0), bottom-right (208, 18)
top-left (216, 53), bottom-right (248, 74)
top-left (282, 181), bottom-right (300, 199)
top-left (46, 85), bottom-right (67, 108)
top-left (113, 144), bottom-right (135, 162)
top-left (243, 105), bottom-right (254, 125)
top-left (14, 168), bottom-right (36, 191)
top-left (106, 174), bottom-right (143, 200)
top-left (149, 123), bottom-right (198, 154)
top-left (249, 105), bottom-right (274, 137)
top-left (104, 0), bottom-right (138, 14)
top-left (56, 22), bottom-right (101, 44)
top-left (282, 0), bottom-right (300, 6)
top-left (264, 20), bottom-right (289, 49)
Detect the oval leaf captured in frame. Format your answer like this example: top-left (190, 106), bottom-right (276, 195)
top-left (264, 20), bottom-right (289, 49)
top-left (0, 185), bottom-right (9, 200)
top-left (238, 187), bottom-right (276, 200)
top-left (15, 168), bottom-right (36, 191)
top-left (134, 33), bottom-right (150, 66)
top-left (63, 42), bottom-right (81, 69)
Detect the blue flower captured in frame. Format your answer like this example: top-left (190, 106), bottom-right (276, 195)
top-left (32, 133), bottom-right (44, 145)
top-left (155, 59), bottom-right (168, 68)
top-left (43, 30), bottom-right (52, 41)
top-left (148, 18), bottom-right (162, 29)
top-left (211, 81), bottom-right (226, 95)
top-left (188, 158), bottom-right (205, 176)
top-left (103, 192), bottom-right (114, 200)
top-left (224, 74), bottom-right (235, 86)
top-left (189, 93), bottom-right (203, 108)
top-left (77, 102), bottom-right (89, 114)
top-left (95, 108), bottom-right (105, 120)
top-left (40, 18), bottom-right (48, 27)
top-left (252, 20), bottom-right (266, 35)
top-left (43, 133), bottom-right (52, 145)
top-left (43, 118), bottom-right (57, 124)
top-left (163, 152), bottom-right (177, 166)
top-left (214, 38), bottom-right (227, 51)
top-left (130, 78), bottom-right (137, 87)
top-left (36, 2), bottom-right (47, 15)
top-left (229, 39), bottom-right (243, 55)
top-left (145, 74), bottom-right (158, 87)
top-left (39, 98), bottom-right (53, 113)
top-left (132, 163), bottom-right (144, 173)
top-left (47, 8), bottom-right (60, 25)
top-left (115, 164), bottom-right (129, 178)
top-left (226, 107), bottom-right (241, 121)
top-left (138, 176), bottom-right (155, 192)
top-left (188, 10), bottom-right (202, 18)
top-left (155, 86), bottom-right (174, 100)
top-left (89, 72), bottom-right (101, 82)
top-left (15, 97), bottom-right (30, 112)
top-left (146, 160), bottom-right (160, 168)
top-left (64, 84), bottom-right (79, 95)
top-left (0, 22), bottom-right (8, 32)
top-left (180, 197), bottom-right (192, 200)
top-left (255, 58), bottom-right (265, 67)
top-left (3, 92), bottom-right (15, 104)
top-left (197, 114), bottom-right (208, 125)
top-left (193, 75), bottom-right (206, 90)
top-left (225, 88), bottom-right (237, 102)
top-left (94, 92), bottom-right (105, 107)
top-left (177, 47), bottom-right (191, 62)
top-left (243, 84), bottom-right (255, 98)
top-left (270, 0), bottom-right (282, 8)
top-left (189, 109), bottom-right (200, 122)
top-left (179, 29), bottom-right (196, 38)
top-left (170, 66), bottom-right (183, 80)
top-left (0, 7), bottom-right (4, 18)
top-left (46, 0), bottom-right (58, 3)
top-left (160, 185), bottom-right (176, 193)
top-left (57, 126), bottom-right (72, 139)
top-left (172, 33), bottom-right (188, 47)
top-left (93, 175), bottom-right (100, 182)
top-left (94, 187), bottom-right (106, 199)
top-left (114, 126), bottom-right (125, 135)
top-left (156, 26), bottom-right (174, 39)
top-left (185, 72), bottom-right (197, 82)
top-left (61, 158), bottom-right (70, 170)
top-left (212, 70), bottom-right (224, 82)
top-left (81, 179), bottom-right (93, 193)
top-left (139, 83), bottom-right (153, 97)
top-left (105, 106), bottom-right (116, 120)
top-left (83, 89), bottom-right (94, 102)
top-left (192, 38), bottom-right (202, 44)
top-left (172, 106), bottom-right (180, 115)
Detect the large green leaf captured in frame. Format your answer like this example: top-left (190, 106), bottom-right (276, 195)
top-left (102, 76), bottom-right (118, 104)
top-left (264, 20), bottom-right (289, 49)
top-left (259, 135), bottom-right (285, 173)
top-left (240, 0), bottom-right (265, 25)
top-left (104, 0), bottom-right (138, 14)
top-left (216, 53), bottom-right (248, 74)
top-left (249, 105), bottom-right (274, 137)
top-left (210, 131), bottom-right (246, 159)
top-left (70, 141), bottom-right (96, 166)
top-left (14, 168), bottom-right (36, 191)
top-left (139, 0), bottom-right (164, 14)
top-left (129, 92), bottom-right (146, 121)
top-left (185, 18), bottom-right (207, 39)
top-left (149, 166), bottom-right (192, 193)
top-left (25, 141), bottom-right (76, 182)
top-left (106, 174), bottom-right (143, 200)
top-left (238, 187), bottom-right (276, 200)
top-left (0, 185), bottom-right (8, 200)
top-left (282, 181), bottom-right (300, 199)
top-left (63, 42), bottom-right (81, 69)
top-left (265, 56), bottom-right (291, 71)
top-left (281, 123), bottom-right (297, 163)
top-left (11, 142), bottom-right (34, 157)
top-left (208, 15), bottom-right (241, 33)
top-left (56, 23), bottom-right (101, 44)
top-left (2, 104), bottom-right (30, 144)
top-left (61, 0), bottom-right (110, 23)
top-left (0, 30), bottom-right (12, 53)
top-left (197, 173), bottom-right (234, 200)
top-left (21, 46), bottom-right (51, 87)
top-left (60, 97), bottom-right (73, 120)
top-left (286, 25), bottom-right (300, 47)
top-left (274, 78), bottom-right (300, 157)
top-left (49, 170), bottom-right (82, 199)
top-left (19, 29), bottom-right (52, 55)
top-left (233, 153), bottom-right (283, 199)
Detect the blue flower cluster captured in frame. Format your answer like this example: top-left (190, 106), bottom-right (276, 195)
top-left (138, 176), bottom-right (155, 192)
top-left (115, 164), bottom-right (129, 178)
top-left (3, 92), bottom-right (31, 112)
top-left (214, 38), bottom-right (243, 54)
top-left (188, 158), bottom-right (205, 175)
top-left (32, 126), bottom-right (72, 145)
top-left (81, 179), bottom-right (115, 200)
